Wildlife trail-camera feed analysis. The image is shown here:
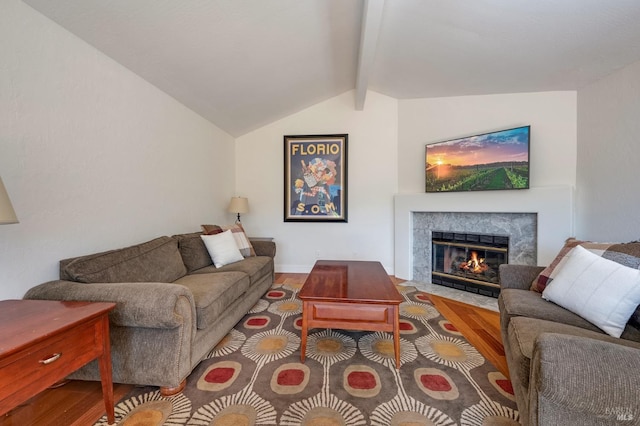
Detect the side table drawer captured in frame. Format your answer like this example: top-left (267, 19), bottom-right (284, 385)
top-left (0, 320), bottom-right (102, 402)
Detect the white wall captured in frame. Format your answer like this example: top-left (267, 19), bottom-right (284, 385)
top-left (0, 0), bottom-right (235, 299)
top-left (576, 59), bottom-right (640, 242)
top-left (398, 91), bottom-right (577, 193)
top-left (235, 90), bottom-right (398, 273)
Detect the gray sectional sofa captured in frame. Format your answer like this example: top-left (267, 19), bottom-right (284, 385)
top-left (24, 232), bottom-right (275, 395)
top-left (498, 264), bottom-right (640, 425)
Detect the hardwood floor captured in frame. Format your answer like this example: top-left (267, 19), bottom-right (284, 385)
top-left (427, 293), bottom-right (509, 378)
top-left (1, 273), bottom-right (508, 425)
top-left (0, 381), bottom-right (132, 426)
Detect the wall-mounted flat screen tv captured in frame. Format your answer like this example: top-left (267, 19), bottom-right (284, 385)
top-left (425, 125), bottom-right (530, 193)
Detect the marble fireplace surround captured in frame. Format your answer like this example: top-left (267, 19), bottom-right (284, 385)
top-left (413, 212), bottom-right (537, 284)
top-left (393, 186), bottom-right (574, 280)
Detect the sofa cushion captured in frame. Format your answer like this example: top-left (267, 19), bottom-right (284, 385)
top-left (542, 246), bottom-right (640, 338)
top-left (61, 236), bottom-right (187, 284)
top-left (507, 317), bottom-right (640, 392)
top-left (174, 271), bottom-right (250, 329)
top-left (191, 256), bottom-right (272, 285)
top-left (500, 288), bottom-right (640, 343)
top-left (499, 288), bottom-right (602, 334)
top-left (206, 256), bottom-right (272, 284)
top-left (172, 232), bottom-right (213, 273)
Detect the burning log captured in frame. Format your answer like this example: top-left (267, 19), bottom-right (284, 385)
top-left (459, 251), bottom-right (489, 274)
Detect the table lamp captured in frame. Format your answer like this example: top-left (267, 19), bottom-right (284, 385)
top-left (228, 197), bottom-right (249, 224)
top-left (0, 176), bottom-right (18, 224)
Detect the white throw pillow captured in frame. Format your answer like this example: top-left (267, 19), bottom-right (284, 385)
top-left (542, 245), bottom-right (640, 338)
top-left (201, 230), bottom-right (244, 268)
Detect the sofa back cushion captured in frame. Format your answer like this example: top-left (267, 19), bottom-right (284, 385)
top-left (172, 232), bottom-right (214, 273)
top-left (60, 236), bottom-right (187, 283)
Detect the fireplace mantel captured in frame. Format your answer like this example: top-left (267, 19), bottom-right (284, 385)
top-left (393, 186), bottom-right (574, 280)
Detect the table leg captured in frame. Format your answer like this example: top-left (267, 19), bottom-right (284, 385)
top-left (393, 305), bottom-right (400, 369)
top-left (301, 301), bottom-right (308, 362)
top-left (97, 316), bottom-right (115, 425)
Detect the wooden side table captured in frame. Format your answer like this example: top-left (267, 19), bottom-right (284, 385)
top-left (0, 300), bottom-right (116, 424)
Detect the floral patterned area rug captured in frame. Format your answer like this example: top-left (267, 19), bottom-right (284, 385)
top-left (95, 283), bottom-right (519, 425)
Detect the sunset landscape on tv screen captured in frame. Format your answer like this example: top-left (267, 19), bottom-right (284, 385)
top-left (425, 126), bottom-right (530, 193)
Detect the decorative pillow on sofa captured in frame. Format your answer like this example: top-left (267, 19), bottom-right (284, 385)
top-left (542, 245), bottom-right (640, 338)
top-left (530, 238), bottom-right (640, 291)
top-left (201, 230), bottom-right (244, 268)
top-left (201, 224), bottom-right (222, 235)
top-left (201, 224), bottom-right (256, 257)
top-left (530, 238), bottom-right (613, 293)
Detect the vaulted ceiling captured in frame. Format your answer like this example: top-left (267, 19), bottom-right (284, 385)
top-left (23, 0), bottom-right (640, 137)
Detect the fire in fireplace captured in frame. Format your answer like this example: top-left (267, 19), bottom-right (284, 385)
top-left (431, 231), bottom-right (509, 297)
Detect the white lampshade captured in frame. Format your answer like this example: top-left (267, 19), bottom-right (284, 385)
top-left (228, 197), bottom-right (249, 214)
top-left (228, 197), bottom-right (249, 224)
top-left (0, 176), bottom-right (18, 224)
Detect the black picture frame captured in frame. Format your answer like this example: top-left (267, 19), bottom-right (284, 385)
top-left (284, 134), bottom-right (348, 222)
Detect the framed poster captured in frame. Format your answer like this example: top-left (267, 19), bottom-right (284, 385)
top-left (284, 134), bottom-right (348, 222)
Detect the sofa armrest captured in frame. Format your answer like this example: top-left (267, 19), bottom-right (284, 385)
top-left (499, 264), bottom-right (544, 291)
top-left (24, 280), bottom-right (196, 329)
top-left (530, 332), bottom-right (640, 425)
top-left (251, 239), bottom-right (276, 258)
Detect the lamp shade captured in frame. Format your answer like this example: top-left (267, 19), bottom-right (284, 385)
top-left (228, 197), bottom-right (249, 214)
top-left (0, 177), bottom-right (18, 224)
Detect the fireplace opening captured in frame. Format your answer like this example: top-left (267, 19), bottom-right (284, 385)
top-left (431, 231), bottom-right (508, 298)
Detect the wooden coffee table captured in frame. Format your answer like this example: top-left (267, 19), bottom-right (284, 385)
top-left (299, 260), bottom-right (404, 368)
top-left (0, 300), bottom-right (116, 424)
